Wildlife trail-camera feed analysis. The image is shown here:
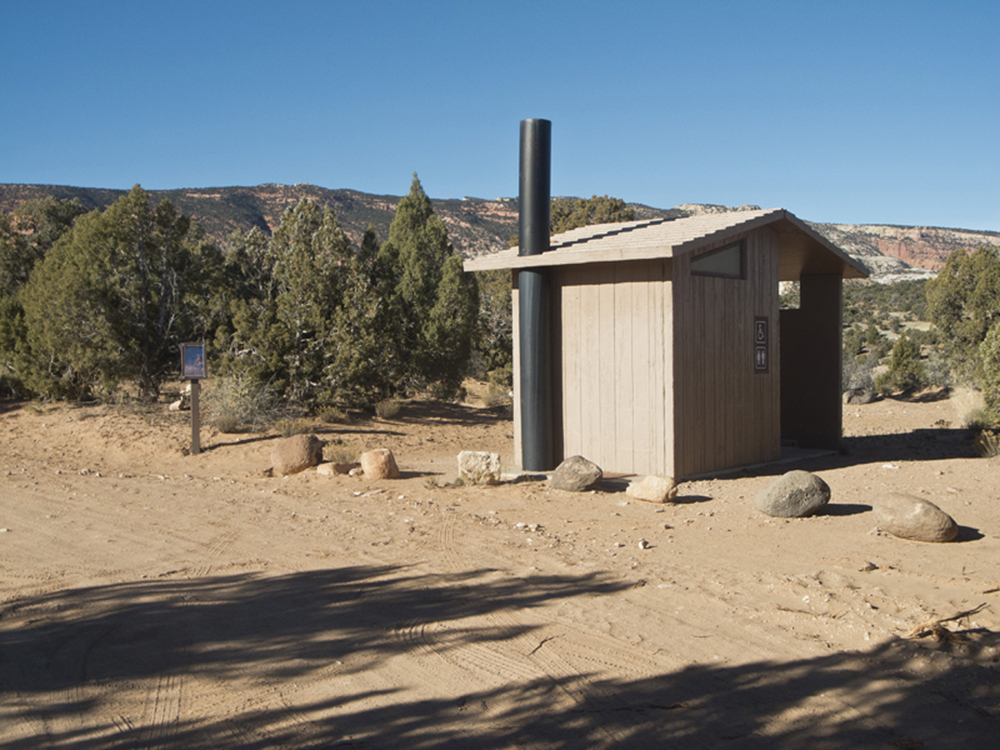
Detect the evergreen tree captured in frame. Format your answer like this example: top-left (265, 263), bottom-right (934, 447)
top-left (219, 199), bottom-right (352, 405)
top-left (326, 225), bottom-right (403, 407)
top-left (550, 195), bottom-right (635, 234)
top-left (18, 186), bottom-right (211, 399)
top-left (926, 246), bottom-right (1000, 383)
top-left (378, 175), bottom-right (478, 395)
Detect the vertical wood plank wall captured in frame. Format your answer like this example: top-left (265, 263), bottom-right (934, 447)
top-left (553, 259), bottom-right (672, 475)
top-left (671, 228), bottom-right (781, 477)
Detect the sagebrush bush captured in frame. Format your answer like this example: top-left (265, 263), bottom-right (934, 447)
top-left (375, 398), bottom-right (401, 420)
top-left (203, 374), bottom-right (287, 432)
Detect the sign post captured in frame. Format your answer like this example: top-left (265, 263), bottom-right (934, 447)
top-left (180, 343), bottom-right (207, 456)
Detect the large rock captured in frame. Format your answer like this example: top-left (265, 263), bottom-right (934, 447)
top-left (550, 455), bottom-right (602, 492)
top-left (457, 451), bottom-right (501, 485)
top-left (843, 388), bottom-right (877, 405)
top-left (271, 434), bottom-right (324, 477)
top-left (754, 470), bottom-right (830, 518)
top-left (626, 475), bottom-right (679, 504)
top-left (360, 448), bottom-right (400, 479)
top-left (874, 493), bottom-right (958, 543)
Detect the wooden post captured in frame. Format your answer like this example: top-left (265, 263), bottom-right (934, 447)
top-left (190, 379), bottom-right (201, 455)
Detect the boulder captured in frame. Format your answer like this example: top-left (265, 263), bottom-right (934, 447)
top-left (360, 448), bottom-right (400, 480)
top-left (626, 475), bottom-right (679, 504)
top-left (754, 470), bottom-right (830, 518)
top-left (271, 434), bottom-right (324, 477)
top-left (457, 451), bottom-right (502, 485)
top-left (550, 455), bottom-right (602, 492)
top-left (873, 493), bottom-right (957, 543)
top-left (843, 388), bottom-right (877, 405)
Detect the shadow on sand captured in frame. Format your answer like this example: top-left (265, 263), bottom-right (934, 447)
top-left (2, 565), bottom-right (998, 748)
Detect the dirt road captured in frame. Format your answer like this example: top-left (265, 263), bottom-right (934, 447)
top-left (1, 394), bottom-right (998, 748)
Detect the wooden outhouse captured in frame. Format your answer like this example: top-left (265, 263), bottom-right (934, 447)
top-left (465, 208), bottom-right (869, 478)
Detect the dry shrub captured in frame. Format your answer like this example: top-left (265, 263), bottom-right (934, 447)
top-left (213, 414), bottom-right (241, 434)
top-left (203, 374), bottom-right (287, 432)
top-left (318, 405), bottom-right (349, 424)
top-left (375, 398), bottom-right (401, 420)
top-left (275, 418), bottom-right (313, 438)
top-left (325, 442), bottom-right (360, 464)
top-left (974, 430), bottom-right (1000, 458)
top-left (952, 387), bottom-right (989, 429)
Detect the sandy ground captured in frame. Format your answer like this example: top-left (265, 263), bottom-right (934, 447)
top-left (1, 387), bottom-right (999, 749)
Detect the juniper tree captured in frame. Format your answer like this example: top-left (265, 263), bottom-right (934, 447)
top-left (219, 199), bottom-right (352, 405)
top-left (927, 246), bottom-right (1000, 383)
top-left (18, 186), bottom-right (212, 399)
top-left (378, 175), bottom-right (478, 396)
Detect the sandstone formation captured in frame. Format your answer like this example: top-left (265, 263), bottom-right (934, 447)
top-left (873, 493), bottom-right (958, 543)
top-left (625, 475), bottom-right (679, 504)
top-left (360, 449), bottom-right (400, 480)
top-left (271, 434), bottom-right (324, 477)
top-left (457, 451), bottom-right (502, 485)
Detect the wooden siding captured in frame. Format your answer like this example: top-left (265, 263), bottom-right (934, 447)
top-left (671, 227), bottom-right (781, 477)
top-left (552, 259), bottom-right (672, 475)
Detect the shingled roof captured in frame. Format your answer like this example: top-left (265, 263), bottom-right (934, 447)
top-left (464, 208), bottom-right (869, 280)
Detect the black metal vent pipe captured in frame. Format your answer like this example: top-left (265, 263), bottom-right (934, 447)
top-left (518, 118), bottom-right (553, 471)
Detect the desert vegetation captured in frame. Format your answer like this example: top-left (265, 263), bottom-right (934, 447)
top-left (3, 185), bottom-right (1000, 436)
top-left (837, 247), bottom-right (1000, 433)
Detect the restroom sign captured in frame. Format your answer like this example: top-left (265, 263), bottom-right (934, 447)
top-left (754, 317), bottom-right (768, 373)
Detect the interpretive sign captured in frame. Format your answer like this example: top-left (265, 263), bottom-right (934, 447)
top-left (179, 343), bottom-right (205, 455)
top-left (181, 343), bottom-right (207, 380)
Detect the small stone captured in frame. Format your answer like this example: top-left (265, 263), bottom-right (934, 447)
top-left (360, 449), bottom-right (400, 480)
top-left (873, 493), bottom-right (958, 543)
top-left (550, 456), bottom-right (602, 492)
top-left (754, 470), bottom-right (830, 518)
top-left (457, 451), bottom-right (502, 485)
top-left (638, 539), bottom-right (651, 549)
top-left (626, 476), bottom-right (679, 504)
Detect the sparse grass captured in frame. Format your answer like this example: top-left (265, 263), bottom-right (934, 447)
top-left (974, 430), bottom-right (1000, 458)
top-left (375, 398), bottom-right (401, 420)
top-left (275, 418), bottom-right (313, 438)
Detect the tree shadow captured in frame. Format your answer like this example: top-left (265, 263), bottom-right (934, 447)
top-left (5, 578), bottom-right (998, 749)
top-left (391, 401), bottom-right (512, 428)
top-left (0, 567), bottom-right (628, 717)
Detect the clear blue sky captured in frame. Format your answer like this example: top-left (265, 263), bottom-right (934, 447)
top-left (2, 0), bottom-right (997, 231)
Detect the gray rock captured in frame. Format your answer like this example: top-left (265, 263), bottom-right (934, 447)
top-left (843, 388), bottom-right (877, 405)
top-left (626, 475), bottom-right (679, 504)
top-left (754, 470), bottom-right (830, 518)
top-left (271, 434), bottom-right (324, 477)
top-left (457, 451), bottom-right (502, 485)
top-left (550, 455), bottom-right (602, 492)
top-left (873, 493), bottom-right (957, 543)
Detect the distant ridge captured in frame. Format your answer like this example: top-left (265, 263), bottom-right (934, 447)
top-left (3, 183), bottom-right (998, 281)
